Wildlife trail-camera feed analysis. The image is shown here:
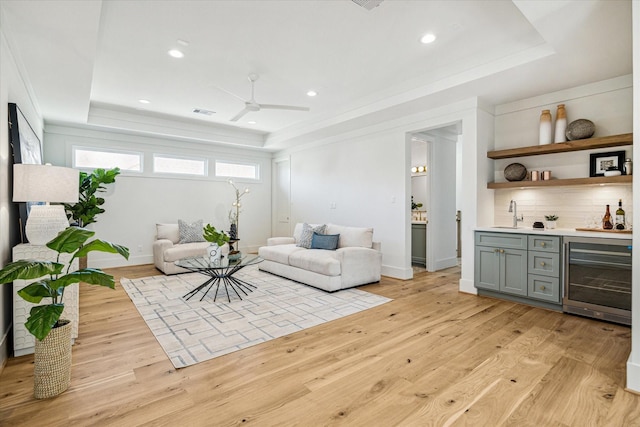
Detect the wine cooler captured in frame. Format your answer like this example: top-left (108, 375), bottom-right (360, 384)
top-left (564, 236), bottom-right (632, 325)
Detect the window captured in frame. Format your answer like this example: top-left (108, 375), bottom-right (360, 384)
top-left (153, 154), bottom-right (207, 176)
top-left (73, 147), bottom-right (142, 172)
top-left (215, 160), bottom-right (259, 180)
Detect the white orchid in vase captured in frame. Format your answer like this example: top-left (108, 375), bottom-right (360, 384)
top-left (228, 179), bottom-right (250, 239)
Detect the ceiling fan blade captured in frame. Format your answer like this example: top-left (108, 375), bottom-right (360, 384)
top-left (213, 85), bottom-right (247, 103)
top-left (230, 108), bottom-right (251, 122)
top-left (259, 104), bottom-right (310, 112)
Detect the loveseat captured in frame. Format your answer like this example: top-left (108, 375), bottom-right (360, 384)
top-left (258, 223), bottom-right (382, 292)
top-left (153, 221), bottom-right (228, 275)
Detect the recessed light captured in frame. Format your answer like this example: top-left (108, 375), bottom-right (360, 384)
top-left (307, 90), bottom-right (317, 97)
top-left (248, 121), bottom-right (257, 125)
top-left (420, 33), bottom-right (436, 44)
top-left (138, 99), bottom-right (150, 104)
top-left (176, 39), bottom-right (190, 46)
top-left (168, 49), bottom-right (184, 58)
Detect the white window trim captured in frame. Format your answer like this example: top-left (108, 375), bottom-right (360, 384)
top-left (152, 153), bottom-right (209, 177)
top-left (72, 145), bottom-right (144, 173)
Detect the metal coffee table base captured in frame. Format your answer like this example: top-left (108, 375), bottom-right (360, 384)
top-left (183, 267), bottom-right (257, 303)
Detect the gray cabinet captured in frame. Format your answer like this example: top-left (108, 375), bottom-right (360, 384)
top-left (475, 233), bottom-right (527, 296)
top-left (527, 235), bottom-right (561, 303)
top-left (411, 223), bottom-right (426, 266)
top-left (475, 232), bottom-right (562, 309)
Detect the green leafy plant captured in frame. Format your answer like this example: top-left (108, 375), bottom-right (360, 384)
top-left (0, 227), bottom-right (129, 340)
top-left (64, 167), bottom-right (120, 227)
top-left (203, 224), bottom-right (230, 246)
top-left (544, 214), bottom-right (558, 221)
top-left (411, 195), bottom-right (423, 210)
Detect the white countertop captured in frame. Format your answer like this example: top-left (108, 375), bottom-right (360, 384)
top-left (475, 226), bottom-right (633, 240)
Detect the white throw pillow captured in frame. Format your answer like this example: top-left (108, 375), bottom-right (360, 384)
top-left (326, 224), bottom-right (373, 248)
top-left (156, 223), bottom-right (180, 244)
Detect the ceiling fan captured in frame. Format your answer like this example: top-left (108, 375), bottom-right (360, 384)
top-left (224, 73), bottom-right (310, 122)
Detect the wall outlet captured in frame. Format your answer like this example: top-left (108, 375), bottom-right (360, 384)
top-left (330, 202), bottom-right (337, 209)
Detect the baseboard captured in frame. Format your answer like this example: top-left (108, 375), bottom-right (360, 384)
top-left (459, 277), bottom-right (477, 295)
top-left (382, 265), bottom-right (413, 280)
top-left (435, 256), bottom-right (458, 271)
top-left (91, 254), bottom-right (154, 269)
top-left (627, 353), bottom-right (640, 392)
top-left (0, 322), bottom-right (11, 376)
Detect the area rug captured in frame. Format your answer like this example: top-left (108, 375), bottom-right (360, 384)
top-left (120, 266), bottom-right (391, 368)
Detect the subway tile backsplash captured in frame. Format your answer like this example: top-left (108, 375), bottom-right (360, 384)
top-left (494, 186), bottom-right (633, 229)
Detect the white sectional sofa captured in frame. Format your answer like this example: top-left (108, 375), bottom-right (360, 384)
top-left (258, 223), bottom-right (382, 292)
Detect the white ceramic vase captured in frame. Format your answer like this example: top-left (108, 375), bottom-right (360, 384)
top-left (539, 109), bottom-right (552, 145)
top-left (208, 243), bottom-right (221, 265)
top-left (554, 104), bottom-right (567, 143)
top-left (546, 221), bottom-right (557, 229)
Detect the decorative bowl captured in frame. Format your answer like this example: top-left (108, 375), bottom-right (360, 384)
top-left (566, 119), bottom-right (595, 140)
top-left (504, 163), bottom-right (527, 181)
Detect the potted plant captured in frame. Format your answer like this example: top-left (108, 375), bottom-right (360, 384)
top-left (203, 224), bottom-right (230, 264)
top-left (0, 226), bottom-right (129, 399)
top-left (545, 214), bottom-right (558, 229)
top-left (63, 167), bottom-right (120, 269)
top-left (63, 167), bottom-right (120, 228)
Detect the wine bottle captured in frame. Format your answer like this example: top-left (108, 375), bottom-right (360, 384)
top-left (603, 204), bottom-right (614, 230)
top-left (615, 199), bottom-right (626, 230)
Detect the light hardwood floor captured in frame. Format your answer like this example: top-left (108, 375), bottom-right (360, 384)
top-left (1, 264), bottom-right (639, 426)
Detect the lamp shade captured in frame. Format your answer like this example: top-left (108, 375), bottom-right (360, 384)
top-left (13, 164), bottom-right (79, 203)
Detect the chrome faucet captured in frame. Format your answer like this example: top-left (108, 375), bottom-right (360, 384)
top-left (508, 200), bottom-right (524, 228)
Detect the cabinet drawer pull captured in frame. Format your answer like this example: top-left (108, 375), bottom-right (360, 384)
top-left (500, 249), bottom-right (505, 254)
top-left (540, 285), bottom-right (546, 290)
top-left (541, 242), bottom-right (546, 247)
top-left (494, 249), bottom-right (500, 253)
top-left (540, 261), bottom-right (546, 266)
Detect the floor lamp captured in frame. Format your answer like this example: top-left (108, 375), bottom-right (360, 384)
top-left (13, 164), bottom-right (79, 245)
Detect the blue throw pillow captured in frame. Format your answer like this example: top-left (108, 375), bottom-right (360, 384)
top-left (310, 232), bottom-right (340, 250)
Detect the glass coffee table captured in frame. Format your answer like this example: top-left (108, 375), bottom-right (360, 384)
top-left (175, 255), bottom-right (263, 302)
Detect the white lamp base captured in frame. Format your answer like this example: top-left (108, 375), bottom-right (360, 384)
top-left (25, 205), bottom-right (70, 245)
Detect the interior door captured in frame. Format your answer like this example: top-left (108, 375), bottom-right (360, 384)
top-left (273, 158), bottom-right (291, 237)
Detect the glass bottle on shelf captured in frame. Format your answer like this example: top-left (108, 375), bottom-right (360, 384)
top-left (615, 199), bottom-right (626, 230)
top-left (602, 204), bottom-right (614, 230)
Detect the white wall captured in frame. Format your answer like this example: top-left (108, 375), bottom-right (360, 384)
top-left (44, 125), bottom-right (273, 268)
top-left (0, 23), bottom-right (44, 369)
top-left (288, 127), bottom-right (408, 278)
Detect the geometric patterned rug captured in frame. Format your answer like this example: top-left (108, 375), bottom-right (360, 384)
top-left (120, 265), bottom-right (391, 368)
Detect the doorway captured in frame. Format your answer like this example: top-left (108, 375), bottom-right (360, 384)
top-left (273, 157), bottom-right (291, 237)
top-left (409, 123), bottom-right (461, 272)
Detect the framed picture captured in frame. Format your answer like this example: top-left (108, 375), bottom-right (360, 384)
top-left (589, 150), bottom-right (625, 177)
top-left (8, 103), bottom-right (44, 243)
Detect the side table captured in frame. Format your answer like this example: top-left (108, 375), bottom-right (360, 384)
top-left (12, 244), bottom-right (79, 356)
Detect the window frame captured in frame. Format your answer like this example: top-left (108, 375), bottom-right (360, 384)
top-left (152, 153), bottom-right (209, 177)
top-left (214, 159), bottom-right (261, 181)
top-left (72, 146), bottom-right (144, 173)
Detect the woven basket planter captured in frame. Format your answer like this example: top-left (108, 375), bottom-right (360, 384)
top-left (33, 320), bottom-right (72, 399)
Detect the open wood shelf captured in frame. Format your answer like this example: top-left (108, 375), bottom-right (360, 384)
top-left (487, 133), bottom-right (633, 159)
top-left (487, 174), bottom-right (632, 189)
